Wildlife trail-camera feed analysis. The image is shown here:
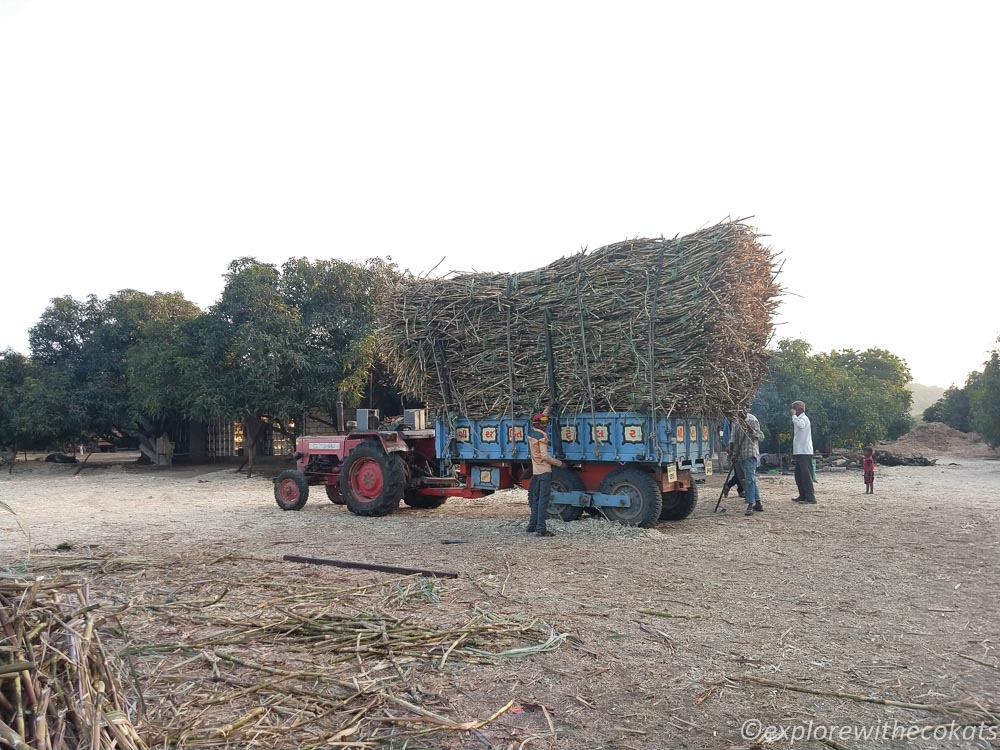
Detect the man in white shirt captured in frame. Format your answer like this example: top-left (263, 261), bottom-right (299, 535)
top-left (790, 400), bottom-right (816, 504)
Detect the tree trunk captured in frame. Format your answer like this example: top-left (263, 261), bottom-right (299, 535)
top-left (7, 440), bottom-right (15, 475)
top-left (245, 417), bottom-right (261, 478)
top-left (243, 418), bottom-right (253, 478)
top-left (138, 417), bottom-right (172, 465)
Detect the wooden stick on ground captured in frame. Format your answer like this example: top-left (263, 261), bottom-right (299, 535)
top-left (72, 451), bottom-right (94, 476)
top-left (283, 555), bottom-right (459, 579)
top-left (739, 674), bottom-right (1000, 721)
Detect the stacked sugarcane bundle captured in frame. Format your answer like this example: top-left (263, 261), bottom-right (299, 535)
top-left (0, 578), bottom-right (146, 750)
top-left (378, 220), bottom-right (781, 418)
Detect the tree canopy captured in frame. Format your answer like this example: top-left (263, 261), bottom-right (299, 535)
top-left (0, 349), bottom-right (33, 449)
top-left (752, 339), bottom-right (914, 453)
top-left (2, 256), bottom-right (400, 457)
top-left (179, 256), bottom-right (400, 427)
top-left (22, 291), bottom-right (203, 447)
top-left (925, 341), bottom-right (1000, 447)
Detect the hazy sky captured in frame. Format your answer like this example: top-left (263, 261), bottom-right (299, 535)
top-left (1, 1), bottom-right (997, 388)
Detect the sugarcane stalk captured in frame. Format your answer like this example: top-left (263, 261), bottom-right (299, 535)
top-left (0, 717), bottom-right (34, 750)
top-left (0, 662), bottom-right (34, 677)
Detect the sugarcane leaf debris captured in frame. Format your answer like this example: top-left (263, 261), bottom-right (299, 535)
top-left (2, 554), bottom-right (564, 748)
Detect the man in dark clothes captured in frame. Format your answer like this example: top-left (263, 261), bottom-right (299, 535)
top-left (527, 411), bottom-right (565, 537)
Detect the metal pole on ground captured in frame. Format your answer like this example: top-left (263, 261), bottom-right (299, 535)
top-left (714, 465), bottom-right (734, 513)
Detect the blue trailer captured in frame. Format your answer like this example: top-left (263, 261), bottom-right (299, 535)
top-left (434, 410), bottom-right (715, 527)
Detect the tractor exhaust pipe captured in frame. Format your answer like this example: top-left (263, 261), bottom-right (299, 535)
top-left (336, 401), bottom-right (345, 434)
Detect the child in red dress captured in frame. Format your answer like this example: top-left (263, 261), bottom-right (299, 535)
top-left (863, 446), bottom-right (875, 494)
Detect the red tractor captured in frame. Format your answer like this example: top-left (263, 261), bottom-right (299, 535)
top-left (273, 423), bottom-right (486, 516)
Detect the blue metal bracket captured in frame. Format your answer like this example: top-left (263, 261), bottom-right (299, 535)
top-left (551, 490), bottom-right (630, 508)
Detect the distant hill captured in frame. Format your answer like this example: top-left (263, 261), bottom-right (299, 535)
top-left (908, 382), bottom-right (946, 419)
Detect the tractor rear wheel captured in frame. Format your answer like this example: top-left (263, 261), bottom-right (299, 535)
top-left (339, 443), bottom-right (405, 516)
top-left (599, 467), bottom-right (662, 528)
top-left (325, 484), bottom-right (345, 505)
top-left (660, 483), bottom-right (698, 521)
top-left (548, 467), bottom-right (585, 522)
top-left (274, 470), bottom-right (309, 511)
top-left (404, 492), bottom-right (447, 509)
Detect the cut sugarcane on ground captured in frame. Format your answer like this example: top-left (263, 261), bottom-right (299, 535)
top-left (2, 557), bottom-right (562, 749)
top-left (2, 455), bottom-right (997, 749)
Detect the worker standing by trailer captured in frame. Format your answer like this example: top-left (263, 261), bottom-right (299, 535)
top-left (527, 411), bottom-right (565, 537)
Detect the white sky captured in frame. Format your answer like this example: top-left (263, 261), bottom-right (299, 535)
top-left (1, 1), bottom-right (997, 388)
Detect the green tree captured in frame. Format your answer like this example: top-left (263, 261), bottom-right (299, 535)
top-left (278, 256), bottom-right (401, 411)
top-left (121, 292), bottom-right (203, 438)
top-left (0, 347), bottom-right (87, 455)
top-left (28, 291), bottom-right (202, 449)
top-left (26, 295), bottom-right (98, 449)
top-left (178, 258), bottom-right (304, 474)
top-left (967, 346), bottom-right (1000, 447)
top-left (0, 350), bottom-right (31, 468)
top-left (178, 256), bottom-right (401, 474)
top-left (923, 383), bottom-right (973, 431)
top-left (823, 348), bottom-right (913, 445)
top-left (752, 339), bottom-right (915, 452)
top-left (753, 339), bottom-right (831, 452)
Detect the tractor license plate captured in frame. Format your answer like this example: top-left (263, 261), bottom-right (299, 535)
top-left (667, 463), bottom-right (677, 483)
top-left (308, 442), bottom-right (341, 450)
top-left (704, 461), bottom-right (712, 476)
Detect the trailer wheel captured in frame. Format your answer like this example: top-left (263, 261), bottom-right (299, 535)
top-left (340, 443), bottom-right (404, 516)
top-left (404, 492), bottom-right (447, 509)
top-left (325, 484), bottom-right (346, 505)
top-left (660, 483), bottom-right (698, 521)
top-left (599, 467), bottom-right (662, 528)
top-left (274, 470), bottom-right (309, 511)
top-left (548, 467), bottom-right (585, 521)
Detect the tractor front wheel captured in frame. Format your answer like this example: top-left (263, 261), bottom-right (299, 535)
top-left (274, 470), bottom-right (309, 511)
top-left (339, 443), bottom-right (405, 516)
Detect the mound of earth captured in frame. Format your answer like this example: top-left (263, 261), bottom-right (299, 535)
top-left (878, 422), bottom-right (998, 458)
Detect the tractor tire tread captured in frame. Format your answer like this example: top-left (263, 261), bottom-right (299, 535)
top-left (660, 483), bottom-right (698, 521)
top-left (274, 470), bottom-right (309, 511)
top-left (403, 492), bottom-right (447, 509)
top-left (599, 466), bottom-right (662, 528)
top-left (340, 443), bottom-right (404, 517)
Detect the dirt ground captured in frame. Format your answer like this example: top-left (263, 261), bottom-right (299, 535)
top-left (878, 422), bottom-right (999, 460)
top-left (2, 453), bottom-right (999, 749)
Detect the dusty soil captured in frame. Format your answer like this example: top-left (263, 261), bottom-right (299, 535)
top-left (878, 422), bottom-right (999, 460)
top-left (2, 455), bottom-right (999, 749)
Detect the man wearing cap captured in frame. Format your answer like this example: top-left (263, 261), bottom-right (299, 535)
top-left (527, 410), bottom-right (565, 537)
